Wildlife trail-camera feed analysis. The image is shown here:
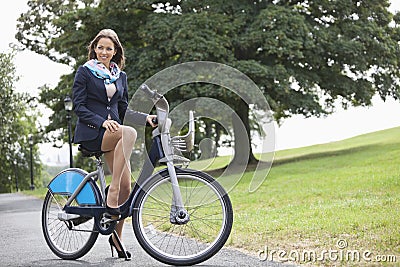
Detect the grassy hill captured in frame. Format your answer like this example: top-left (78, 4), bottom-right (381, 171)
top-left (24, 126), bottom-right (399, 265)
top-left (223, 126), bottom-right (400, 265)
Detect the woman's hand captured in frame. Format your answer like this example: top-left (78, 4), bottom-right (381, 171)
top-left (102, 119), bottom-right (120, 133)
top-left (146, 115), bottom-right (158, 127)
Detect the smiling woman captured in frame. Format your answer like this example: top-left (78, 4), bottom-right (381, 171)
top-left (71, 28), bottom-right (157, 260)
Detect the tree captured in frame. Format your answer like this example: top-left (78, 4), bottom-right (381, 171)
top-left (0, 51), bottom-right (42, 193)
top-left (16, 0), bottom-right (400, 166)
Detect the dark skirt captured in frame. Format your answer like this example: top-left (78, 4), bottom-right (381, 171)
top-left (79, 127), bottom-right (106, 152)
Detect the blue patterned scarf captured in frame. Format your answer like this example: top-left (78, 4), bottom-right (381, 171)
top-left (84, 59), bottom-right (121, 84)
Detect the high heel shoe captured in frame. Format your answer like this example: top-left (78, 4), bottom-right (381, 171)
top-left (108, 235), bottom-right (131, 260)
top-left (105, 204), bottom-right (121, 216)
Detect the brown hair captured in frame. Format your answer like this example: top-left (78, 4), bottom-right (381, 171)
top-left (87, 29), bottom-right (125, 69)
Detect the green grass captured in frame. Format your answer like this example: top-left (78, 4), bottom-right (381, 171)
top-left (188, 154), bottom-right (233, 171)
top-left (23, 127), bottom-right (400, 265)
top-left (23, 187), bottom-right (48, 199)
top-left (225, 127), bottom-right (400, 265)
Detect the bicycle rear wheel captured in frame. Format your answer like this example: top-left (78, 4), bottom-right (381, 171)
top-left (132, 169), bottom-right (233, 266)
top-left (41, 190), bottom-right (99, 260)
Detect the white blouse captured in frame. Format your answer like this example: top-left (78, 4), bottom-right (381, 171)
top-left (105, 83), bottom-right (117, 101)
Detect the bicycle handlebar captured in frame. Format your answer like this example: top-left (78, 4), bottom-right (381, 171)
top-left (140, 83), bottom-right (169, 133)
top-left (140, 84), bottom-right (162, 101)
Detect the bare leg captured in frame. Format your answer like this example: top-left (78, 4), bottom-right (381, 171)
top-left (111, 160), bottom-right (132, 250)
top-left (102, 125), bottom-right (137, 250)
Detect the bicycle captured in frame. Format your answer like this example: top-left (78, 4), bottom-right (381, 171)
top-left (41, 84), bottom-right (233, 266)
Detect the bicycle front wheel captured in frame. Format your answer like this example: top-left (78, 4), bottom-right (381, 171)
top-left (132, 169), bottom-right (233, 266)
top-left (41, 190), bottom-right (99, 260)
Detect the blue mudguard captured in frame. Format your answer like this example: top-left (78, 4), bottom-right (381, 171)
top-left (47, 168), bottom-right (100, 205)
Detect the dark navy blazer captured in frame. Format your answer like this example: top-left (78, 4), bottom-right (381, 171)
top-left (72, 65), bottom-right (147, 144)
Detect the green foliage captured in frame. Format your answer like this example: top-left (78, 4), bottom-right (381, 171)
top-left (14, 0), bottom-right (400, 166)
top-left (0, 51), bottom-right (42, 193)
top-left (16, 0), bottom-right (400, 112)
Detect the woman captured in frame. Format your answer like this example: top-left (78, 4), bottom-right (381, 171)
top-left (72, 29), bottom-right (156, 259)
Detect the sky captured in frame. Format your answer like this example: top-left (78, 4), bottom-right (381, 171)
top-left (2, 0), bottom-right (400, 166)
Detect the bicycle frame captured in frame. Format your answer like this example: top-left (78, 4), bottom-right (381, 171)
top-left (47, 84), bottom-right (195, 230)
top-left (42, 84), bottom-right (234, 266)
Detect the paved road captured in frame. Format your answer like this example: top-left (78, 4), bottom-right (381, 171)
top-left (0, 193), bottom-right (290, 267)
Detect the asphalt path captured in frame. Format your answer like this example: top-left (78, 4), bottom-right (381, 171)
top-left (0, 193), bottom-right (291, 267)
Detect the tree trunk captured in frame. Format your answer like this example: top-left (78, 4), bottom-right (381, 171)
top-left (230, 99), bottom-right (258, 166)
top-left (201, 119), bottom-right (215, 159)
top-left (214, 122), bottom-right (221, 156)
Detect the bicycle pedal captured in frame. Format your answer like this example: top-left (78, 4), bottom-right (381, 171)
top-left (104, 213), bottom-right (121, 221)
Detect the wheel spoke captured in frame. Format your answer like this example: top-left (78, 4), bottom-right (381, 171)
top-left (42, 190), bottom-right (99, 260)
top-left (133, 171), bottom-right (233, 265)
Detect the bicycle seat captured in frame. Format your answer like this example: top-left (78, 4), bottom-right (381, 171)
top-left (78, 145), bottom-right (103, 158)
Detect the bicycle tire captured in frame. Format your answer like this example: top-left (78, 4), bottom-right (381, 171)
top-left (42, 190), bottom-right (99, 260)
top-left (132, 168), bottom-right (233, 266)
